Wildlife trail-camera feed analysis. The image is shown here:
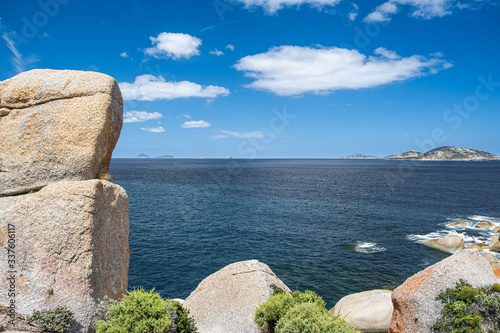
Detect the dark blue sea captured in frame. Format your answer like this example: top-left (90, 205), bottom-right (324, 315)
top-left (109, 159), bottom-right (500, 307)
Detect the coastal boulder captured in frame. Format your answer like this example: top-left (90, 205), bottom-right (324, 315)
top-left (332, 289), bottom-right (393, 332)
top-left (481, 253), bottom-right (500, 269)
top-left (0, 69), bottom-right (123, 196)
top-left (491, 242), bottom-right (500, 252)
top-left (465, 242), bottom-right (490, 251)
top-left (447, 221), bottom-right (468, 227)
top-left (184, 260), bottom-right (291, 333)
top-left (421, 235), bottom-right (464, 253)
top-left (474, 221), bottom-right (495, 229)
top-left (489, 235), bottom-right (499, 246)
top-left (0, 180), bottom-right (130, 333)
top-left (389, 249), bottom-right (497, 333)
top-left (493, 226), bottom-right (500, 233)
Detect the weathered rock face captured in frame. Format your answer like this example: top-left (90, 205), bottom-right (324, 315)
top-left (0, 69), bottom-right (123, 196)
top-left (184, 260), bottom-right (291, 333)
top-left (421, 235), bottom-right (464, 253)
top-left (389, 250), bottom-right (497, 333)
top-left (474, 221), bottom-right (495, 229)
top-left (333, 289), bottom-right (393, 332)
top-left (0, 180), bottom-right (130, 333)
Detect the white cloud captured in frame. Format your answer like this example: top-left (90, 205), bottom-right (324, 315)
top-left (209, 49), bottom-right (224, 56)
top-left (2, 33), bottom-right (25, 73)
top-left (226, 44), bottom-right (235, 51)
top-left (120, 52), bottom-right (129, 58)
top-left (364, 0), bottom-right (459, 22)
top-left (234, 45), bottom-right (451, 96)
top-left (348, 3), bottom-right (359, 20)
top-left (181, 120), bottom-right (212, 128)
top-left (212, 130), bottom-right (268, 139)
top-left (124, 110), bottom-right (163, 123)
top-left (178, 114), bottom-right (192, 119)
top-left (119, 74), bottom-right (230, 101)
top-left (234, 0), bottom-right (342, 14)
top-left (145, 32), bottom-right (201, 59)
top-left (140, 126), bottom-right (166, 133)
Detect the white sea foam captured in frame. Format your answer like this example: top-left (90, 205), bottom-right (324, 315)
top-left (353, 242), bottom-right (386, 253)
top-left (407, 215), bottom-right (500, 259)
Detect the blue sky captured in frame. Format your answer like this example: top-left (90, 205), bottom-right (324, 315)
top-left (1, 0), bottom-right (499, 158)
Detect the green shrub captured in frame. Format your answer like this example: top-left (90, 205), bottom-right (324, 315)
top-left (433, 279), bottom-right (500, 333)
top-left (95, 289), bottom-right (197, 333)
top-left (27, 306), bottom-right (73, 333)
top-left (490, 284), bottom-right (500, 294)
top-left (255, 289), bottom-right (359, 333)
top-left (275, 303), bottom-right (359, 333)
top-left (270, 284), bottom-right (287, 295)
top-left (255, 293), bottom-right (296, 333)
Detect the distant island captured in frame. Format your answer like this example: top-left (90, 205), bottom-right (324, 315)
top-left (135, 153), bottom-right (150, 158)
top-left (156, 155), bottom-right (178, 159)
top-left (341, 154), bottom-right (381, 160)
top-left (388, 146), bottom-right (500, 161)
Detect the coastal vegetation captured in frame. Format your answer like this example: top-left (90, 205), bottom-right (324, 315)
top-left (26, 306), bottom-right (73, 333)
top-left (254, 287), bottom-right (359, 333)
top-left (95, 289), bottom-right (197, 333)
top-left (433, 279), bottom-right (500, 332)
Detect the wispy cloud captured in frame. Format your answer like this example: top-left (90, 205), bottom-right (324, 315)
top-left (181, 120), bottom-right (211, 128)
top-left (234, 45), bottom-right (451, 96)
top-left (209, 49), bottom-right (224, 56)
top-left (234, 0), bottom-right (342, 14)
top-left (120, 51), bottom-right (129, 58)
top-left (140, 126), bottom-right (166, 133)
top-left (177, 114), bottom-right (192, 119)
top-left (124, 110), bottom-right (163, 123)
top-left (212, 130), bottom-right (268, 139)
top-left (145, 32), bottom-right (201, 59)
top-left (363, 0), bottom-right (478, 22)
top-left (1, 33), bottom-right (25, 73)
top-left (226, 44), bottom-right (235, 51)
top-left (119, 74), bottom-right (230, 101)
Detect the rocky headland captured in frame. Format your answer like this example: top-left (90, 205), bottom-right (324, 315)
top-left (388, 146), bottom-right (500, 161)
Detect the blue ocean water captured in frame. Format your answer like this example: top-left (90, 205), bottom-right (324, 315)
top-left (109, 159), bottom-right (500, 307)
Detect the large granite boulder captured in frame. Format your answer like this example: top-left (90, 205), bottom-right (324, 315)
top-left (184, 260), bottom-right (291, 333)
top-left (332, 289), bottom-right (393, 332)
top-left (389, 249), bottom-right (497, 333)
top-left (0, 180), bottom-right (130, 332)
top-left (0, 69), bottom-right (123, 196)
top-left (421, 235), bottom-right (464, 253)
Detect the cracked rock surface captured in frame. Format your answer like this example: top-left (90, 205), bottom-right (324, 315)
top-left (184, 260), bottom-right (291, 333)
top-left (0, 180), bottom-right (130, 333)
top-left (0, 69), bottom-right (123, 196)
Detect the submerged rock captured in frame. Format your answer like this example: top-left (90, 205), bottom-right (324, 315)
top-left (0, 69), bottom-right (123, 196)
top-left (184, 260), bottom-right (290, 333)
top-left (332, 289), bottom-right (393, 332)
top-left (421, 235), bottom-right (464, 253)
top-left (447, 221), bottom-right (468, 227)
top-left (474, 221), bottom-right (495, 229)
top-left (389, 249), bottom-right (497, 333)
top-left (0, 180), bottom-right (130, 332)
